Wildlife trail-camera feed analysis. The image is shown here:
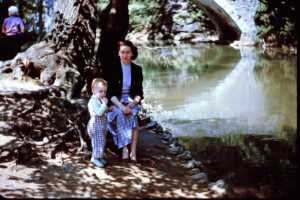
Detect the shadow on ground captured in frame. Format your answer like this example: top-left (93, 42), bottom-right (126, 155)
top-left (0, 129), bottom-right (217, 198)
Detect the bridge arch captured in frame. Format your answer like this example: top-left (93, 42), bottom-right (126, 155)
top-left (190, 0), bottom-right (258, 42)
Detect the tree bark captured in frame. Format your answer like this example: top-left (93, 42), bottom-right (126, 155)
top-left (37, 0), bottom-right (43, 42)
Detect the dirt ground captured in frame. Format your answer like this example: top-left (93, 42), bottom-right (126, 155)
top-left (0, 128), bottom-right (223, 198)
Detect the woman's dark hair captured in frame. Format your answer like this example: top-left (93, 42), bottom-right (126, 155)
top-left (117, 40), bottom-right (138, 60)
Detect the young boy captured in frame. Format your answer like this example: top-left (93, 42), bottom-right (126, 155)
top-left (87, 78), bottom-right (113, 167)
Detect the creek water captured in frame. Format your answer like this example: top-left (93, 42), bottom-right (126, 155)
top-left (136, 44), bottom-right (297, 198)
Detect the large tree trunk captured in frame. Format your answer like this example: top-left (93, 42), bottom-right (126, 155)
top-left (95, 0), bottom-right (129, 78)
top-left (1, 0), bottom-right (97, 98)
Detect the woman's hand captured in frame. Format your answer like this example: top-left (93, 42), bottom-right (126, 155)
top-left (111, 96), bottom-right (133, 115)
top-left (120, 105), bottom-right (133, 115)
top-left (128, 101), bottom-right (136, 109)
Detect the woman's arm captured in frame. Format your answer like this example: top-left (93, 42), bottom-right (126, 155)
top-left (128, 95), bottom-right (141, 109)
top-left (111, 96), bottom-right (133, 115)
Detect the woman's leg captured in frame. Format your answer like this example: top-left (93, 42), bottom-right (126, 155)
top-left (130, 128), bottom-right (139, 161)
top-left (122, 145), bottom-right (129, 160)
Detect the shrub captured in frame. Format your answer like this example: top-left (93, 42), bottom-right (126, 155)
top-left (254, 0), bottom-right (296, 47)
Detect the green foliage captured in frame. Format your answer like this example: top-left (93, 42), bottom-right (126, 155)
top-left (173, 12), bottom-right (192, 26)
top-left (96, 0), bottom-right (160, 31)
top-left (254, 0), bottom-right (296, 46)
top-left (95, 0), bottom-right (214, 35)
top-left (97, 0), bottom-right (109, 11)
top-left (173, 2), bottom-right (209, 28)
top-left (128, 0), bottom-right (160, 31)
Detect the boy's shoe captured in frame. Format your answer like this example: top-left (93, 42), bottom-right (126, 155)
top-left (99, 158), bottom-right (107, 165)
top-left (91, 157), bottom-right (105, 168)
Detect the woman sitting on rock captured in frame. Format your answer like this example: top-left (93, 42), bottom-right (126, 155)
top-left (105, 40), bottom-right (143, 163)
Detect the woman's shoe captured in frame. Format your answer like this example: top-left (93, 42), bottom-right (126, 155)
top-left (130, 158), bottom-right (137, 164)
top-left (130, 152), bottom-right (137, 163)
top-left (91, 157), bottom-right (105, 168)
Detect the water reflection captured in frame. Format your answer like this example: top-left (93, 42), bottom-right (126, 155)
top-left (137, 45), bottom-right (297, 139)
top-left (139, 44), bottom-right (241, 109)
top-left (136, 44), bottom-right (297, 198)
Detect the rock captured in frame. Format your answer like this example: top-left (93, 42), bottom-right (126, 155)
top-left (173, 22), bottom-right (202, 33)
top-left (168, 146), bottom-right (180, 155)
top-left (169, 143), bottom-right (176, 148)
top-left (162, 130), bottom-right (172, 135)
top-left (194, 160), bottom-right (203, 168)
top-left (209, 180), bottom-right (228, 196)
top-left (183, 159), bottom-right (201, 169)
top-left (161, 139), bottom-right (169, 145)
top-left (171, 136), bottom-right (179, 145)
top-left (182, 22), bottom-right (202, 33)
top-left (62, 163), bottom-right (75, 171)
top-left (156, 125), bottom-right (163, 133)
top-left (145, 121), bottom-right (158, 130)
top-left (183, 160), bottom-right (195, 169)
top-left (174, 32), bottom-right (196, 41)
top-left (190, 172), bottom-right (208, 181)
top-left (139, 116), bottom-right (151, 127)
top-left (188, 168), bottom-right (201, 175)
top-left (177, 144), bottom-right (185, 154)
top-left (162, 133), bottom-right (172, 141)
top-left (185, 150), bottom-right (192, 154)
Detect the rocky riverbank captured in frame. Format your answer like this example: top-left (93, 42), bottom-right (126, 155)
top-left (0, 78), bottom-right (228, 198)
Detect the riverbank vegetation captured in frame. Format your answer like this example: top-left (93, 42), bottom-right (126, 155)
top-left (254, 0), bottom-right (297, 48)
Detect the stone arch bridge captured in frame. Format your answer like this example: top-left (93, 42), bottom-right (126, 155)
top-left (190, 0), bottom-right (258, 43)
